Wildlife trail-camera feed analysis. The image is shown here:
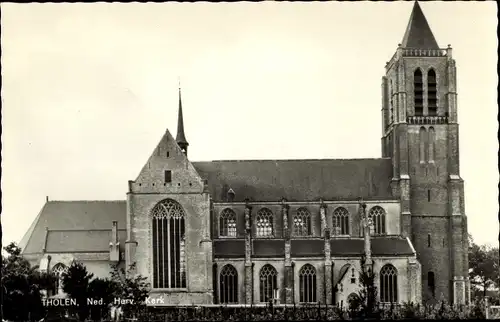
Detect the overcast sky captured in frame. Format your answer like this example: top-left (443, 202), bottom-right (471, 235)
top-left (1, 2), bottom-right (498, 247)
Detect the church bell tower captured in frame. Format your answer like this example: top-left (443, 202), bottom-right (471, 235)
top-left (381, 1), bottom-right (469, 305)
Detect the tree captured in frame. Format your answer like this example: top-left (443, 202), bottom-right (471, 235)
top-left (1, 242), bottom-right (57, 321)
top-left (61, 260), bottom-right (94, 320)
top-left (110, 262), bottom-right (150, 317)
top-left (348, 258), bottom-right (379, 319)
top-left (87, 277), bottom-right (119, 320)
top-left (469, 235), bottom-right (499, 298)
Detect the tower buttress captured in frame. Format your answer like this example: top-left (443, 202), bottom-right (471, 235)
top-left (381, 1), bottom-right (468, 305)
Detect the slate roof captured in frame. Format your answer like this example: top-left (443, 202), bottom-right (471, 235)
top-left (213, 236), bottom-right (415, 259)
top-left (193, 158), bottom-right (393, 202)
top-left (401, 1), bottom-right (440, 49)
top-left (213, 239), bottom-right (245, 258)
top-left (20, 201), bottom-right (126, 255)
top-left (253, 239), bottom-right (285, 258)
top-left (45, 230), bottom-right (127, 253)
top-left (331, 236), bottom-right (415, 257)
top-left (290, 239), bottom-right (325, 257)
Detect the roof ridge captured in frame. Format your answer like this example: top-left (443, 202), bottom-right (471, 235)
top-left (48, 229), bottom-right (127, 232)
top-left (194, 157), bottom-right (391, 163)
top-left (48, 200), bottom-right (126, 203)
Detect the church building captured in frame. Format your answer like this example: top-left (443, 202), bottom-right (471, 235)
top-left (20, 2), bottom-right (469, 306)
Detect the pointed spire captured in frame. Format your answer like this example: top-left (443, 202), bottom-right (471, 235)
top-left (401, 1), bottom-right (439, 49)
top-left (176, 78), bottom-right (189, 155)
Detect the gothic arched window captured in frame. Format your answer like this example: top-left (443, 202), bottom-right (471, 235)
top-left (332, 207), bottom-right (350, 235)
top-left (419, 127), bottom-right (427, 163)
top-left (428, 271), bottom-right (436, 298)
top-left (259, 264), bottom-right (278, 302)
top-left (52, 263), bottom-right (67, 295)
top-left (151, 199), bottom-right (186, 289)
top-left (380, 264), bottom-right (398, 303)
top-left (219, 208), bottom-right (237, 237)
top-left (369, 206), bottom-right (386, 235)
top-left (256, 208), bottom-right (274, 237)
top-left (427, 69), bottom-right (437, 116)
top-left (219, 264), bottom-right (238, 304)
top-left (299, 264), bottom-right (317, 303)
top-left (293, 208), bottom-right (311, 236)
top-left (428, 127), bottom-right (435, 162)
top-left (414, 69), bottom-right (424, 116)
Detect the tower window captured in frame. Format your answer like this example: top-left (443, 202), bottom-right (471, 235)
top-left (427, 234), bottom-right (431, 247)
top-left (419, 127), bottom-right (427, 163)
top-left (427, 190), bottom-right (431, 202)
top-left (428, 271), bottom-right (436, 297)
top-left (427, 69), bottom-right (437, 116)
top-left (167, 151), bottom-right (170, 158)
top-left (164, 170), bottom-right (172, 183)
top-left (414, 69), bottom-right (424, 116)
top-left (428, 127), bottom-right (435, 162)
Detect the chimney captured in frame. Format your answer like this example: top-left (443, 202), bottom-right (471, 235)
top-left (46, 196), bottom-right (49, 202)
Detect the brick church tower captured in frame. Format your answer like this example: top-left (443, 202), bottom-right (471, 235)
top-left (381, 1), bottom-right (469, 304)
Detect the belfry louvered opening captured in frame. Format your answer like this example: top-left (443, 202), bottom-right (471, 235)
top-left (414, 69), bottom-right (424, 116)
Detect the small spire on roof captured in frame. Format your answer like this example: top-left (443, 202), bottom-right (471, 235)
top-left (176, 77), bottom-right (189, 155)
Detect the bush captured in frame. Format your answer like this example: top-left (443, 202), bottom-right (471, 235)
top-left (116, 301), bottom-right (486, 322)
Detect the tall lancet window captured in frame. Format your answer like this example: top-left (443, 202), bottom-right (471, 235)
top-left (332, 207), bottom-right (350, 236)
top-left (219, 264), bottom-right (238, 304)
top-left (256, 208), bottom-right (274, 237)
top-left (369, 206), bottom-right (386, 235)
top-left (259, 264), bottom-right (278, 303)
top-left (52, 263), bottom-right (67, 295)
top-left (380, 264), bottom-right (398, 303)
top-left (414, 69), bottom-right (424, 116)
top-left (299, 264), bottom-right (317, 303)
top-left (428, 127), bottom-right (435, 162)
top-left (293, 208), bottom-right (311, 236)
top-left (152, 198), bottom-right (186, 289)
top-left (419, 127), bottom-right (427, 163)
top-left (219, 208), bottom-right (237, 237)
top-left (427, 69), bottom-right (437, 116)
